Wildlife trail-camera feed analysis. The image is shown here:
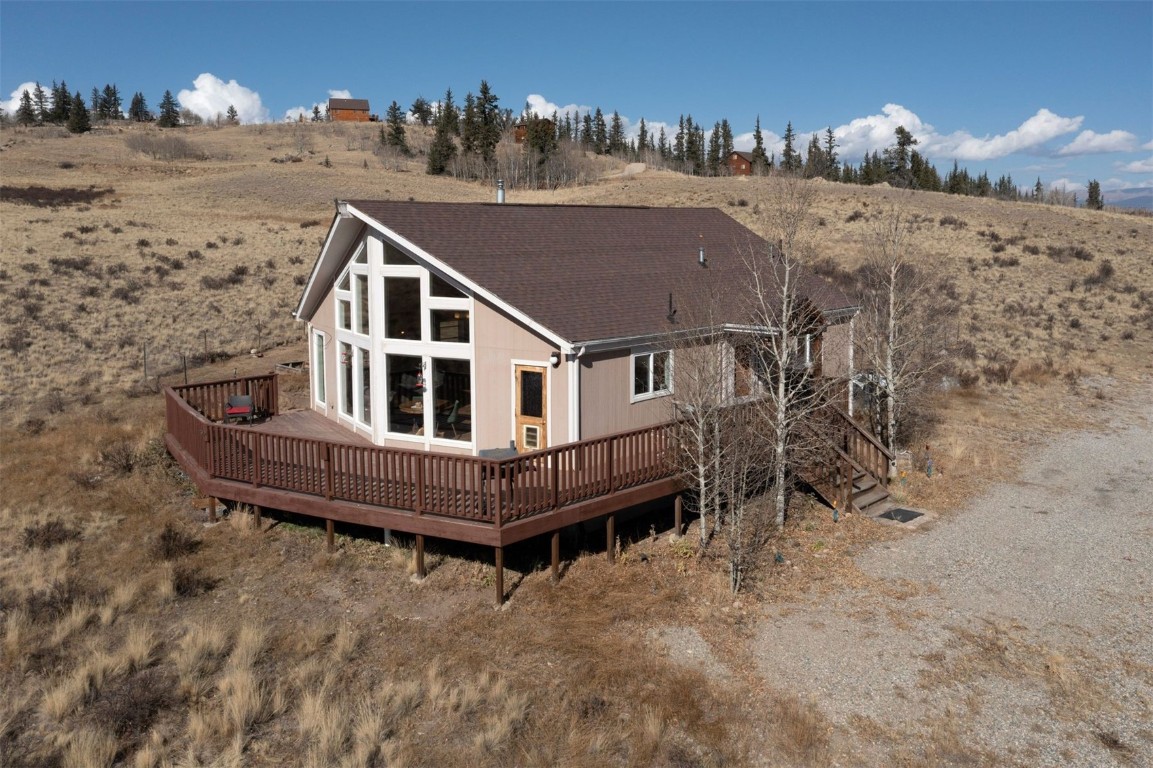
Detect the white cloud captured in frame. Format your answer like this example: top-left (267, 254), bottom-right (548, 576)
top-left (929, 108), bottom-right (1082, 161)
top-left (178, 73), bottom-right (270, 124)
top-left (1047, 177), bottom-right (1086, 195)
top-left (1056, 129), bottom-right (1138, 156)
top-left (1118, 157), bottom-right (1153, 173)
top-left (831, 104), bottom-right (933, 160)
top-left (1, 81), bottom-right (39, 115)
top-left (1143, 140), bottom-right (1153, 150)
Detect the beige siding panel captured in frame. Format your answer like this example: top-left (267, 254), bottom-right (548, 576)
top-left (579, 351), bottom-right (671, 438)
top-left (472, 301), bottom-right (570, 451)
top-left (822, 321), bottom-right (851, 379)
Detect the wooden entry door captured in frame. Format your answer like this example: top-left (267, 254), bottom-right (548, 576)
top-left (514, 365), bottom-right (547, 452)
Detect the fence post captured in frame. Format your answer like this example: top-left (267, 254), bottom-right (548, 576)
top-left (252, 433), bottom-right (262, 488)
top-left (324, 443), bottom-right (334, 501)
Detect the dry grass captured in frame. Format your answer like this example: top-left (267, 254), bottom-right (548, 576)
top-left (0, 121), bottom-right (1149, 767)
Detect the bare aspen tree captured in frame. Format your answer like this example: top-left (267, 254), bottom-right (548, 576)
top-left (857, 206), bottom-right (952, 470)
top-left (746, 177), bottom-right (840, 528)
top-left (668, 287), bottom-right (731, 549)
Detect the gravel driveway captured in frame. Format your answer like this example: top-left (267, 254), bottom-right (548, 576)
top-left (751, 380), bottom-right (1153, 766)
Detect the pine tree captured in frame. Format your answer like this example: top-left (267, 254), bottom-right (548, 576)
top-left (804, 133), bottom-right (824, 179)
top-left (90, 86), bottom-right (102, 118)
top-left (883, 126), bottom-right (918, 187)
top-left (1033, 177), bottom-right (1045, 201)
top-left (750, 115), bottom-right (769, 173)
top-left (781, 121), bottom-right (800, 174)
top-left (673, 115), bottom-right (686, 165)
top-left (707, 122), bottom-right (722, 176)
top-left (157, 90), bottom-right (180, 127)
top-left (474, 80), bottom-right (501, 164)
top-left (410, 96), bottom-right (432, 127)
top-left (32, 82), bottom-right (48, 124)
top-left (48, 81), bottom-right (71, 124)
top-left (822, 127), bottom-right (838, 180)
top-left (101, 84), bottom-right (122, 120)
top-left (592, 108), bottom-right (607, 154)
top-left (607, 110), bottom-right (626, 155)
top-left (384, 100), bottom-right (409, 154)
top-left (426, 89), bottom-right (458, 175)
top-left (225, 104), bottom-right (239, 124)
top-left (15, 90), bottom-right (36, 126)
top-left (129, 92), bottom-right (149, 121)
top-left (1086, 179), bottom-right (1104, 210)
top-left (636, 118), bottom-right (648, 159)
top-left (657, 126), bottom-right (669, 161)
top-left (720, 119), bottom-right (734, 160)
top-left (67, 91), bottom-right (90, 134)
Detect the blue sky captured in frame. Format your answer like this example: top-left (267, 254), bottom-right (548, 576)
top-left (2, 1), bottom-right (1151, 197)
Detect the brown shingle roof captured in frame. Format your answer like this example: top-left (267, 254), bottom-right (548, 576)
top-left (344, 201), bottom-right (855, 344)
top-left (328, 98), bottom-right (370, 111)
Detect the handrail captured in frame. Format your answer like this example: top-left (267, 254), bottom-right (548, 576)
top-left (165, 376), bottom-right (679, 527)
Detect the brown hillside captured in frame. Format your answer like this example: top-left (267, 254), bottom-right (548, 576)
top-left (1, 121), bottom-right (1151, 767)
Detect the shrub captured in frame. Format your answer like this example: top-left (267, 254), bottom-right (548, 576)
top-left (171, 564), bottom-right (216, 598)
top-left (1083, 260), bottom-right (1115, 287)
top-left (845, 210), bottom-right (865, 223)
top-left (124, 134), bottom-right (204, 161)
top-left (200, 275), bottom-right (228, 290)
top-left (99, 440), bottom-right (138, 475)
top-left (938, 215), bottom-right (967, 229)
top-left (300, 219), bottom-right (323, 228)
top-left (1047, 244), bottom-right (1094, 263)
top-left (1022, 244), bottom-right (1040, 256)
top-left (136, 238), bottom-right (151, 248)
top-left (957, 370), bottom-right (980, 390)
top-left (23, 519), bottom-right (82, 549)
top-left (152, 522), bottom-right (201, 561)
top-left (981, 360), bottom-right (1016, 385)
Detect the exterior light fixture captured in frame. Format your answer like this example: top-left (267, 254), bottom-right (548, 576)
top-left (549, 351), bottom-right (561, 368)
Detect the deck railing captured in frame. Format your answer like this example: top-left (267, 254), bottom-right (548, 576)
top-left (165, 378), bottom-right (677, 528)
top-left (166, 375), bottom-right (887, 530)
top-left (171, 374), bottom-right (279, 423)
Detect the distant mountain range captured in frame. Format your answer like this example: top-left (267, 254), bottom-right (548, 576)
top-left (1105, 187), bottom-right (1153, 211)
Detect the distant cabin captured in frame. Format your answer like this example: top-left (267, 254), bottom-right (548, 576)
top-left (514, 118), bottom-right (555, 144)
top-left (328, 98), bottom-right (371, 123)
top-left (727, 151), bottom-right (756, 176)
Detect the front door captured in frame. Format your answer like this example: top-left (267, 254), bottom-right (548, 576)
top-left (514, 364), bottom-right (547, 452)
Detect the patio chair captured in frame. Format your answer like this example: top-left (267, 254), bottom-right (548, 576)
top-left (438, 400), bottom-right (460, 437)
top-left (225, 394), bottom-right (255, 425)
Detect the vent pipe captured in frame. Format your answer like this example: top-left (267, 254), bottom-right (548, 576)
top-left (698, 245), bottom-right (707, 267)
top-left (497, 179), bottom-right (505, 204)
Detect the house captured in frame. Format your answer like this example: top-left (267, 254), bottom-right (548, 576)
top-left (293, 200), bottom-right (858, 455)
top-left (165, 199), bottom-right (887, 604)
top-left (327, 98), bottom-right (371, 122)
top-left (727, 150), bottom-right (757, 176)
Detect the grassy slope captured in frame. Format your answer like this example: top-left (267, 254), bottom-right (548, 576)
top-left (1, 122), bottom-right (1151, 767)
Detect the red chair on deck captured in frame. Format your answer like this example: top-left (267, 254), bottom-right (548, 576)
top-left (225, 394), bottom-right (255, 425)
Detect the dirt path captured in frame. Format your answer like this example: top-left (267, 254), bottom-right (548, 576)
top-left (750, 380), bottom-right (1153, 766)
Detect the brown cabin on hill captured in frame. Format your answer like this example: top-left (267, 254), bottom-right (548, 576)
top-left (728, 151), bottom-right (757, 176)
top-left (328, 98), bottom-right (371, 122)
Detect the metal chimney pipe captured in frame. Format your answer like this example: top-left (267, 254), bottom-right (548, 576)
top-left (497, 179), bottom-right (505, 204)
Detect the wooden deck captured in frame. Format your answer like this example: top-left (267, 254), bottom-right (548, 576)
top-left (164, 374), bottom-right (889, 602)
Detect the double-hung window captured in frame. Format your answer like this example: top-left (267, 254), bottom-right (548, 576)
top-left (631, 349), bottom-right (672, 401)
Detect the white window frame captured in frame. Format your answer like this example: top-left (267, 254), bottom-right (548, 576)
top-left (630, 348), bottom-right (673, 403)
top-left (311, 327), bottom-right (327, 410)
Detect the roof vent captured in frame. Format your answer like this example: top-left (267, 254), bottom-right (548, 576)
top-left (497, 179), bottom-right (505, 204)
top-left (698, 245), bottom-right (707, 267)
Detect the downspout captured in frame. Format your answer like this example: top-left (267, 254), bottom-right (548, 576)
top-left (568, 346), bottom-right (584, 443)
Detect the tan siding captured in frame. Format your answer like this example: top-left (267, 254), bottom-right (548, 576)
top-left (472, 301), bottom-right (570, 450)
top-left (579, 351), bottom-right (671, 438)
top-left (821, 321), bottom-right (852, 379)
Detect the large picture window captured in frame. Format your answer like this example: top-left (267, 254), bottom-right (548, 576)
top-left (385, 277), bottom-right (421, 339)
top-left (632, 350), bottom-right (672, 400)
top-left (339, 342), bottom-right (353, 416)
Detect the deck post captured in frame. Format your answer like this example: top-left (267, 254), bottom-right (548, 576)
top-left (674, 495), bottom-right (683, 538)
top-left (326, 519), bottom-right (334, 552)
top-left (252, 434), bottom-right (262, 488)
top-left (551, 531), bottom-right (560, 582)
top-left (414, 534), bottom-right (426, 578)
top-left (841, 454), bottom-right (852, 516)
top-left (606, 514), bottom-right (615, 564)
top-left (494, 546), bottom-right (505, 606)
top-left (254, 505), bottom-right (262, 532)
top-left (323, 444), bottom-right (334, 501)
